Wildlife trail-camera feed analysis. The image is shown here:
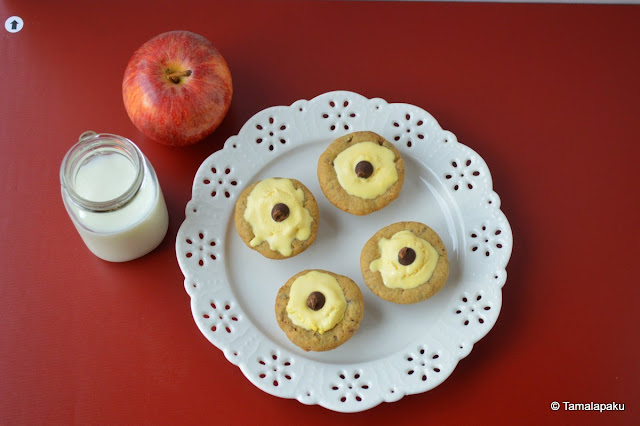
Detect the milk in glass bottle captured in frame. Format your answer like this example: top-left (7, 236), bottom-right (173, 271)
top-left (60, 131), bottom-right (169, 262)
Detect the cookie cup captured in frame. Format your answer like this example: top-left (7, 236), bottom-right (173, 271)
top-left (317, 131), bottom-right (405, 215)
top-left (360, 221), bottom-right (449, 304)
top-left (234, 178), bottom-right (319, 259)
top-left (275, 269), bottom-right (364, 352)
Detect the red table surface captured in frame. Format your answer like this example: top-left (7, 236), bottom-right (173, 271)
top-left (1, 1), bottom-right (639, 424)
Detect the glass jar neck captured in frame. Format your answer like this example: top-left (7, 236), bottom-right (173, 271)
top-left (60, 131), bottom-right (144, 212)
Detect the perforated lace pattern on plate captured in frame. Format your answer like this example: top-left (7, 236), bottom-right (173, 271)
top-left (176, 91), bottom-right (513, 412)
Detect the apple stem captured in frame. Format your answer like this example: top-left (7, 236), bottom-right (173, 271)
top-left (166, 70), bottom-right (192, 84)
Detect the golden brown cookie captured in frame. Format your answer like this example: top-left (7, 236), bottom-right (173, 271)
top-left (234, 178), bottom-right (319, 259)
top-left (275, 269), bottom-right (364, 352)
top-left (317, 131), bottom-right (405, 215)
top-left (361, 222), bottom-right (449, 304)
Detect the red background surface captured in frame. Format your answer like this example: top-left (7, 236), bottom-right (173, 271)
top-left (1, 1), bottom-right (639, 424)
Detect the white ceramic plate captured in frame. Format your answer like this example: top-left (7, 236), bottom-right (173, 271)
top-left (176, 91), bottom-right (513, 412)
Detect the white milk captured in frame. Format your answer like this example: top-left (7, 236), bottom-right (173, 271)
top-left (75, 154), bottom-right (137, 203)
top-left (61, 133), bottom-right (169, 262)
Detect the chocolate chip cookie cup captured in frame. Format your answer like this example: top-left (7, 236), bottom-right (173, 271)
top-left (275, 270), bottom-right (364, 352)
top-left (317, 131), bottom-right (405, 215)
top-left (360, 222), bottom-right (449, 304)
top-left (234, 177), bottom-right (319, 259)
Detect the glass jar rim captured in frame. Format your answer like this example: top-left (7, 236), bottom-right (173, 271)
top-left (60, 131), bottom-right (144, 212)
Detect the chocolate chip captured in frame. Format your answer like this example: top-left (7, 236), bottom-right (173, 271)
top-left (307, 291), bottom-right (326, 311)
top-left (355, 161), bottom-right (374, 178)
top-left (398, 247), bottom-right (416, 265)
top-left (271, 203), bottom-right (290, 222)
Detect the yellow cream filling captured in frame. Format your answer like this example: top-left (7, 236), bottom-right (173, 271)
top-left (244, 178), bottom-right (313, 256)
top-left (370, 230), bottom-right (439, 289)
top-left (333, 141), bottom-right (398, 199)
top-left (286, 271), bottom-right (347, 334)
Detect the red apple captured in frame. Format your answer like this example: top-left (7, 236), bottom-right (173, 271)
top-left (122, 31), bottom-right (232, 146)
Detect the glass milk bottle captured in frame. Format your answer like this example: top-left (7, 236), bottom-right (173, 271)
top-left (60, 131), bottom-right (169, 262)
